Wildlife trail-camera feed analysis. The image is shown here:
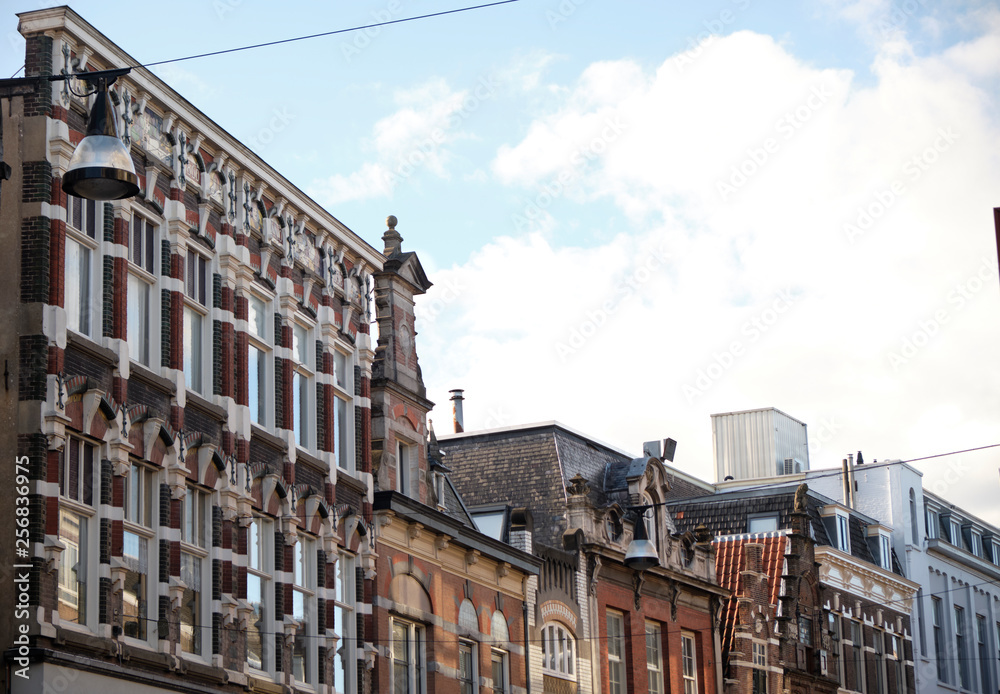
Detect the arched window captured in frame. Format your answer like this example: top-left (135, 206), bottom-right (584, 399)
top-left (541, 623), bottom-right (576, 680)
top-left (491, 610), bottom-right (509, 643)
top-left (909, 489), bottom-right (919, 544)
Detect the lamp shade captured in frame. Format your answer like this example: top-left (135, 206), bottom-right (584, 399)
top-left (62, 85), bottom-right (139, 200)
top-left (624, 512), bottom-right (658, 572)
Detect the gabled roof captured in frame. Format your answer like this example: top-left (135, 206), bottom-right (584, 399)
top-left (713, 531), bottom-right (788, 656)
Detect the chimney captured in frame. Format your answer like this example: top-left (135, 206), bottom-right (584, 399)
top-left (449, 389), bottom-right (465, 433)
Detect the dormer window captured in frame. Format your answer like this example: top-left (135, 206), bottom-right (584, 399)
top-left (836, 513), bottom-right (850, 553)
top-left (925, 507), bottom-right (938, 539)
top-left (970, 530), bottom-right (983, 558)
top-left (748, 515), bottom-right (778, 534)
top-left (879, 534), bottom-right (892, 570)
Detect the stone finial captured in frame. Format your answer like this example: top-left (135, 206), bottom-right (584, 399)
top-left (566, 474), bottom-right (590, 497)
top-left (382, 215), bottom-right (403, 256)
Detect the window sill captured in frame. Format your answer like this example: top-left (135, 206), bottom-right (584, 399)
top-left (67, 330), bottom-right (118, 368)
top-left (185, 388), bottom-right (227, 421)
top-left (129, 361), bottom-right (176, 396)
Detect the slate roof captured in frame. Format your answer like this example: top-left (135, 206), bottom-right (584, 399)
top-left (713, 531), bottom-right (788, 656)
top-left (668, 487), bottom-right (890, 572)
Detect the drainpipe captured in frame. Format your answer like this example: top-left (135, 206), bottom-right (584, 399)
top-left (523, 599), bottom-right (530, 694)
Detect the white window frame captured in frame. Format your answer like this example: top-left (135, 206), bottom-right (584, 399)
top-left (179, 486), bottom-right (209, 659)
top-left (291, 321), bottom-right (315, 450)
top-left (183, 248), bottom-right (210, 395)
top-left (57, 436), bottom-right (100, 631)
top-left (836, 512), bottom-right (851, 553)
top-left (396, 440), bottom-right (415, 495)
top-left (954, 605), bottom-right (969, 690)
top-left (333, 348), bottom-right (353, 472)
top-left (925, 507), bottom-right (938, 539)
top-left (333, 552), bottom-right (355, 694)
top-left (607, 610), bottom-right (626, 694)
top-left (65, 198), bottom-right (101, 339)
top-left (293, 535), bottom-right (317, 686)
top-left (879, 533), bottom-right (892, 570)
top-left (246, 293), bottom-right (272, 428)
top-left (127, 210), bottom-right (158, 367)
top-left (491, 649), bottom-right (509, 694)
top-left (681, 631), bottom-right (699, 694)
top-left (121, 462), bottom-right (156, 645)
top-left (850, 619), bottom-right (866, 693)
top-left (458, 639), bottom-right (477, 694)
top-left (541, 622), bottom-right (576, 680)
top-left (970, 530), bottom-right (983, 557)
top-left (752, 640), bottom-right (768, 694)
top-left (932, 597), bottom-right (948, 683)
top-left (390, 617), bottom-right (425, 694)
top-left (645, 621), bottom-right (664, 694)
top-left (246, 517), bottom-right (272, 674)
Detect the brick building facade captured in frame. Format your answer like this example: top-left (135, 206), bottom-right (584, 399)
top-left (367, 227), bottom-right (540, 694)
top-left (439, 423), bottom-right (727, 694)
top-left (670, 485), bottom-right (918, 694)
top-left (0, 7), bottom-right (385, 694)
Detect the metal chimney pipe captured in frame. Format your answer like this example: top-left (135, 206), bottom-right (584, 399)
top-left (842, 458), bottom-right (851, 507)
top-left (449, 389), bottom-right (465, 433)
top-left (847, 453), bottom-right (856, 508)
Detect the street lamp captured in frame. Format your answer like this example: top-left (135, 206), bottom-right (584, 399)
top-left (623, 505), bottom-right (658, 572)
top-left (0, 66), bottom-right (138, 201)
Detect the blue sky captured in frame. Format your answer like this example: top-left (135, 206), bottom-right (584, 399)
top-left (4, 1), bottom-right (1000, 521)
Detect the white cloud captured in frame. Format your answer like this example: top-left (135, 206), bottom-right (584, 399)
top-left (309, 78), bottom-right (479, 205)
top-left (420, 25), bottom-right (1000, 522)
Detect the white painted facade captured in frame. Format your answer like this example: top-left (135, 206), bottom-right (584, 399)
top-left (808, 461), bottom-right (1000, 694)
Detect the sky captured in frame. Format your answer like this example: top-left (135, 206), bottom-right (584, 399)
top-left (4, 0), bottom-right (1000, 523)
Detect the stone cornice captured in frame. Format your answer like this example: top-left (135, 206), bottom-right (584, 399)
top-left (815, 546), bottom-right (919, 610)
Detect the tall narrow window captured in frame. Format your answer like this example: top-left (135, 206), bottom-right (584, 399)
top-left (976, 616), bottom-right (988, 694)
top-left (180, 487), bottom-right (207, 656)
top-left (932, 598), bottom-right (947, 682)
top-left (879, 535), bottom-right (892, 570)
top-left (458, 641), bottom-right (476, 694)
top-left (491, 650), bottom-right (509, 694)
top-left (66, 196), bottom-right (99, 337)
top-left (247, 518), bottom-right (271, 671)
top-left (873, 631), bottom-right (885, 694)
top-left (391, 618), bottom-right (424, 694)
top-left (58, 508), bottom-right (88, 625)
top-left (908, 489), bottom-right (918, 544)
top-left (293, 536), bottom-right (316, 685)
top-left (890, 634), bottom-right (906, 694)
top-left (925, 508), bottom-right (938, 539)
top-left (837, 513), bottom-right (851, 552)
top-left (954, 606), bottom-right (969, 690)
top-left (396, 441), bottom-right (411, 494)
top-left (607, 611), bottom-right (626, 694)
top-left (291, 323), bottom-right (313, 449)
top-left (127, 212), bottom-right (157, 366)
top-left (850, 620), bottom-right (865, 692)
top-left (752, 641), bottom-right (768, 694)
top-left (334, 350), bottom-right (352, 471)
top-left (334, 552), bottom-right (356, 694)
top-left (247, 295), bottom-right (269, 426)
top-left (122, 463), bottom-right (154, 640)
top-left (645, 621), bottom-right (664, 694)
top-left (184, 249), bottom-right (208, 394)
top-left (682, 632), bottom-right (699, 694)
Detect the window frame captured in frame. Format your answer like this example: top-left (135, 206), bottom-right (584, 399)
top-left (179, 486), bottom-right (209, 659)
top-left (681, 631), bottom-right (699, 694)
top-left (127, 211), bottom-right (158, 367)
top-left (606, 610), bottom-right (626, 694)
top-left (396, 439), bottom-right (415, 495)
top-left (183, 247), bottom-right (210, 395)
top-left (333, 551), bottom-right (356, 694)
top-left (246, 516), bottom-right (273, 674)
top-left (333, 347), bottom-right (353, 472)
top-left (390, 617), bottom-right (425, 694)
top-left (491, 649), bottom-right (509, 694)
top-left (836, 512), bottom-right (851, 553)
top-left (932, 597), bottom-right (947, 683)
top-left (57, 436), bottom-right (100, 630)
top-left (645, 620), bottom-right (664, 694)
top-left (954, 605), bottom-right (969, 690)
top-left (292, 535), bottom-right (317, 686)
top-left (458, 639), bottom-right (477, 694)
top-left (65, 216), bottom-right (99, 339)
top-left (291, 320), bottom-right (315, 450)
top-left (925, 507), bottom-right (938, 539)
top-left (541, 622), bottom-right (576, 681)
top-left (246, 293), bottom-right (272, 428)
top-left (121, 462), bottom-right (156, 644)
